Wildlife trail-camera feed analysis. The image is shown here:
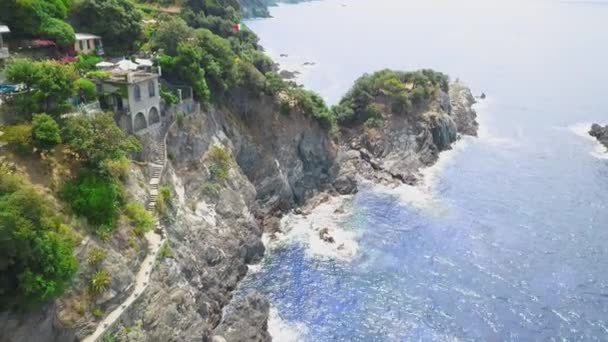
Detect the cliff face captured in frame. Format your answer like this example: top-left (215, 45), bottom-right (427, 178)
top-left (104, 82), bottom-right (477, 341)
top-left (102, 92), bottom-right (335, 342)
top-left (589, 123), bottom-right (608, 150)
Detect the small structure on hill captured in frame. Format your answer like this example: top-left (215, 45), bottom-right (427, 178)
top-left (95, 69), bottom-right (161, 134)
top-left (74, 33), bottom-right (104, 55)
top-left (0, 25), bottom-right (10, 61)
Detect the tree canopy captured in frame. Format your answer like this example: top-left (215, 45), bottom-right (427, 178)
top-left (62, 112), bottom-right (141, 168)
top-left (32, 113), bottom-right (62, 150)
top-left (0, 172), bottom-right (78, 307)
top-left (0, 0), bottom-right (75, 47)
top-left (72, 0), bottom-right (143, 53)
top-left (332, 69), bottom-right (450, 125)
top-left (6, 59), bottom-right (78, 115)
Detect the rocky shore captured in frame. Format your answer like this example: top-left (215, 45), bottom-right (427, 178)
top-left (589, 123), bottom-right (608, 151)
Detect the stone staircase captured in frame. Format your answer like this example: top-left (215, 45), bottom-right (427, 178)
top-left (147, 139), bottom-right (166, 212)
top-left (82, 122), bottom-right (174, 342)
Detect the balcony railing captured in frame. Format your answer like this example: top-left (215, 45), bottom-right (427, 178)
top-left (0, 47), bottom-right (9, 59)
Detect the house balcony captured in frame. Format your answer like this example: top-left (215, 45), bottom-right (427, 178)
top-left (0, 47), bottom-right (9, 59)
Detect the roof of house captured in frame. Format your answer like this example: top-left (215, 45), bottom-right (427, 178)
top-left (0, 25), bottom-right (10, 34)
top-left (75, 33), bottom-right (101, 40)
top-left (101, 70), bottom-right (159, 85)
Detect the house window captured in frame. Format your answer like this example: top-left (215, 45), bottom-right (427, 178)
top-left (86, 39), bottom-right (91, 50)
top-left (134, 85), bottom-right (141, 101)
top-left (148, 80), bottom-right (155, 97)
top-left (79, 40), bottom-right (84, 51)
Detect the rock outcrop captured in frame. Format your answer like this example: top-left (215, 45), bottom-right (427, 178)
top-left (334, 81), bottom-right (478, 189)
top-left (590, 123), bottom-right (608, 150)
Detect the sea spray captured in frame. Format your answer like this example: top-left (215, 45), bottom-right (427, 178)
top-left (267, 307), bottom-right (309, 342)
top-left (264, 195), bottom-right (360, 261)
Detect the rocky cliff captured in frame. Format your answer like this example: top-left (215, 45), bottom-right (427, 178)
top-left (102, 80), bottom-right (477, 341)
top-left (589, 123), bottom-right (608, 150)
top-left (0, 73), bottom-right (477, 342)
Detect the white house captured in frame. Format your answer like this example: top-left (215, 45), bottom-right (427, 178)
top-left (95, 69), bottom-right (161, 134)
top-left (74, 33), bottom-right (104, 55)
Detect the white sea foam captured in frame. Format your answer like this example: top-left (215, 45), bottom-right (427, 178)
top-left (268, 195), bottom-right (359, 261)
top-left (268, 307), bottom-right (309, 342)
top-left (247, 263), bottom-right (263, 274)
top-left (475, 96), bottom-right (520, 147)
top-left (368, 135), bottom-right (471, 216)
top-left (568, 122), bottom-right (608, 159)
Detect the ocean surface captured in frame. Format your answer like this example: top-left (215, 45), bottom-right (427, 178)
top-left (236, 0), bottom-right (608, 340)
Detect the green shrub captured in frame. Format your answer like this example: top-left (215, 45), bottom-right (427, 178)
top-left (75, 55), bottom-right (103, 73)
top-left (159, 241), bottom-right (174, 259)
top-left (89, 269), bottom-right (111, 294)
top-left (156, 186), bottom-right (171, 215)
top-left (176, 113), bottom-right (185, 128)
top-left (333, 69), bottom-right (449, 125)
top-left (87, 248), bottom-right (108, 267)
top-left (0, 171), bottom-right (78, 307)
top-left (92, 308), bottom-right (104, 319)
top-left (207, 146), bottom-right (231, 182)
top-left (62, 170), bottom-right (123, 229)
top-left (85, 71), bottom-right (111, 80)
top-left (1, 124), bottom-right (32, 154)
top-left (202, 181), bottom-right (221, 198)
top-left (160, 86), bottom-right (179, 106)
top-left (264, 72), bottom-right (287, 95)
top-left (102, 333), bottom-right (117, 342)
top-left (63, 113), bottom-right (141, 168)
top-left (124, 202), bottom-right (155, 236)
top-left (102, 157), bottom-right (131, 181)
top-left (32, 114), bottom-right (61, 150)
top-left (75, 78), bottom-right (98, 103)
top-left (39, 17), bottom-right (76, 47)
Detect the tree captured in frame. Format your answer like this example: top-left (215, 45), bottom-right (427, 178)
top-left (194, 28), bottom-right (237, 93)
top-left (72, 0), bottom-right (144, 53)
top-left (153, 16), bottom-right (193, 55)
top-left (39, 17), bottom-right (76, 47)
top-left (6, 59), bottom-right (78, 114)
top-left (158, 44), bottom-right (210, 102)
top-left (0, 0), bottom-right (75, 47)
top-left (0, 172), bottom-right (78, 307)
top-left (74, 78), bottom-right (98, 103)
top-left (62, 112), bottom-right (141, 168)
top-left (32, 114), bottom-right (61, 150)
top-left (61, 169), bottom-right (123, 228)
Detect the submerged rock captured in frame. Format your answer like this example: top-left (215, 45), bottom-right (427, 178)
top-left (319, 227), bottom-right (335, 243)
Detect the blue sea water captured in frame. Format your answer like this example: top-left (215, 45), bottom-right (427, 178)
top-left (239, 0), bottom-right (608, 340)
